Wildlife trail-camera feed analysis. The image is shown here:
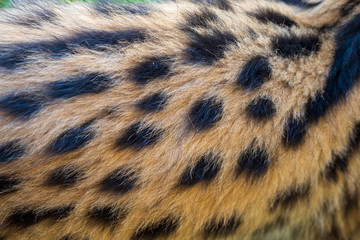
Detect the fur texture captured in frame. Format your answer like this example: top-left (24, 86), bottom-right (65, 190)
top-left (0, 0), bottom-right (359, 239)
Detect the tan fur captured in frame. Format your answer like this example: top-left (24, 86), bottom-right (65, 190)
top-left (0, 0), bottom-right (359, 239)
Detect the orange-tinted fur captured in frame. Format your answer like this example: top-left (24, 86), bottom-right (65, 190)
top-left (0, 0), bottom-right (359, 239)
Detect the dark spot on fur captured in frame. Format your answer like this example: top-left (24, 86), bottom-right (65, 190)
top-left (7, 206), bottom-right (74, 228)
top-left (188, 96), bottom-right (223, 131)
top-left (0, 93), bottom-right (44, 118)
top-left (101, 167), bottom-right (138, 194)
top-left (13, 10), bottom-right (56, 27)
top-left (324, 122), bottom-right (360, 182)
top-left (0, 140), bottom-right (25, 163)
top-left (343, 190), bottom-right (359, 217)
top-left (136, 92), bottom-right (168, 112)
top-left (0, 175), bottom-right (20, 194)
top-left (7, 210), bottom-right (38, 228)
top-left (236, 146), bottom-right (270, 181)
top-left (272, 34), bottom-right (321, 58)
top-left (183, 9), bottom-right (218, 30)
top-left (41, 206), bottom-right (74, 220)
top-left (247, 97), bottom-right (276, 120)
top-left (47, 166), bottom-right (84, 187)
top-left (324, 154), bottom-right (348, 182)
top-left (204, 215), bottom-right (242, 237)
top-left (132, 217), bottom-right (179, 240)
top-left (350, 122), bottom-right (360, 151)
top-left (191, 0), bottom-right (232, 11)
top-left (62, 29), bottom-right (146, 51)
top-left (185, 30), bottom-right (237, 65)
top-left (59, 234), bottom-right (88, 240)
top-left (270, 184), bottom-right (310, 211)
top-left (237, 56), bottom-right (272, 90)
top-left (60, 235), bottom-right (75, 240)
top-left (305, 14), bottom-right (360, 123)
top-left (94, 2), bottom-right (149, 16)
top-left (49, 121), bottom-right (95, 155)
top-left (252, 9), bottom-right (297, 27)
top-left (88, 206), bottom-right (128, 225)
top-left (116, 122), bottom-right (163, 150)
top-left (279, 0), bottom-right (320, 8)
top-left (247, 29), bottom-right (259, 40)
top-left (178, 154), bottom-right (221, 187)
top-left (282, 115), bottom-right (307, 147)
top-left (47, 73), bottom-right (112, 99)
top-left (0, 29), bottom-right (145, 69)
top-left (131, 57), bottom-right (171, 84)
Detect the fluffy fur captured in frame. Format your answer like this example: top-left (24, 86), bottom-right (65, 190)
top-left (0, 0), bottom-right (359, 239)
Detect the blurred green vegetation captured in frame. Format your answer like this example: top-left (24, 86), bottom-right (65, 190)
top-left (0, 0), bottom-right (144, 8)
top-left (0, 0), bottom-right (10, 8)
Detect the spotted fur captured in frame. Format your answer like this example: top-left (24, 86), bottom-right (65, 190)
top-left (0, 0), bottom-right (359, 239)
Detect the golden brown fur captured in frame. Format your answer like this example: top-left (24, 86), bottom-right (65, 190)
top-left (0, 0), bottom-right (359, 239)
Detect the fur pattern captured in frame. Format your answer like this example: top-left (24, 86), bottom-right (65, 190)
top-left (0, 0), bottom-right (359, 239)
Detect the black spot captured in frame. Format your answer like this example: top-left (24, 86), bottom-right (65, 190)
top-left (132, 217), bottom-right (179, 240)
top-left (0, 140), bottom-right (25, 163)
top-left (236, 56), bottom-right (272, 90)
top-left (270, 184), bottom-right (310, 211)
top-left (88, 206), bottom-right (128, 225)
top-left (204, 215), bottom-right (242, 237)
top-left (59, 234), bottom-right (88, 240)
top-left (272, 34), bottom-right (321, 58)
top-left (7, 206), bottom-right (73, 228)
top-left (136, 92), bottom-right (168, 112)
top-left (60, 235), bottom-right (75, 240)
top-left (46, 166), bottom-right (84, 187)
top-left (65, 29), bottom-right (146, 51)
top-left (247, 97), bottom-right (276, 120)
top-left (131, 57), bottom-right (171, 84)
top-left (47, 73), bottom-right (112, 99)
top-left (178, 154), bottom-right (221, 187)
top-left (305, 14), bottom-right (360, 123)
top-left (343, 190), bottom-right (359, 217)
top-left (13, 10), bottom-right (56, 27)
top-left (41, 206), bottom-right (74, 221)
top-left (236, 146), bottom-right (270, 181)
top-left (279, 0), bottom-right (320, 8)
top-left (0, 29), bottom-right (145, 69)
top-left (0, 93), bottom-right (44, 118)
top-left (101, 167), bottom-right (138, 194)
top-left (0, 46), bottom-right (28, 69)
top-left (188, 96), bottom-right (223, 131)
top-left (252, 9), bottom-right (297, 27)
top-left (49, 121), bottom-right (95, 155)
top-left (247, 29), bottom-right (259, 40)
top-left (185, 30), bottom-right (237, 65)
top-left (0, 175), bottom-right (20, 194)
top-left (349, 122), bottom-right (360, 151)
top-left (282, 115), bottom-right (307, 147)
top-left (183, 9), bottom-right (218, 30)
top-left (324, 122), bottom-right (360, 182)
top-left (94, 2), bottom-right (149, 16)
top-left (191, 0), bottom-right (232, 11)
top-left (67, 29), bottom-right (146, 50)
top-left (324, 154), bottom-right (348, 182)
top-left (7, 210), bottom-right (38, 228)
top-left (116, 122), bottom-right (163, 150)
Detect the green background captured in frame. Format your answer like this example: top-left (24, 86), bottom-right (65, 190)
top-left (0, 0), bottom-right (10, 7)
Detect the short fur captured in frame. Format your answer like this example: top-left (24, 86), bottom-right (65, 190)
top-left (0, 0), bottom-right (359, 239)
